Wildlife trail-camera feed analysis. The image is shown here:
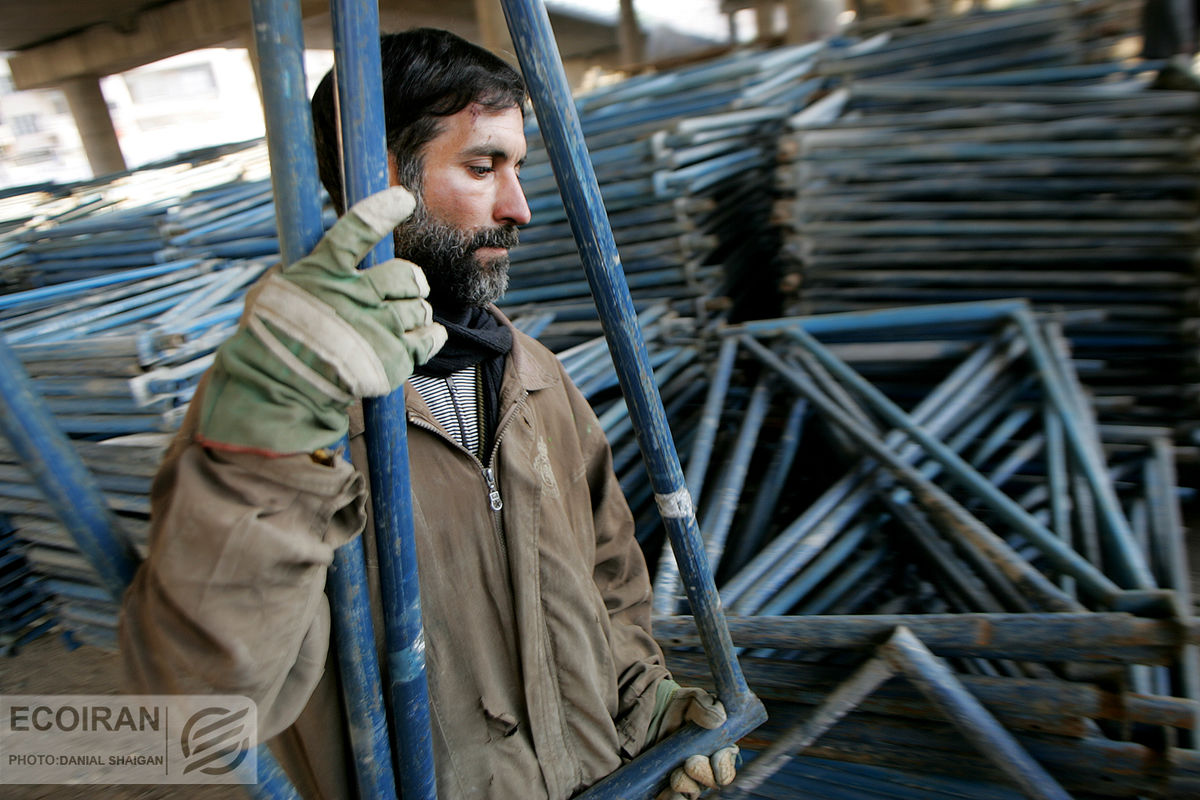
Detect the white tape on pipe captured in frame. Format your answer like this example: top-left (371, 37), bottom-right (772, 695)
top-left (655, 487), bottom-right (694, 520)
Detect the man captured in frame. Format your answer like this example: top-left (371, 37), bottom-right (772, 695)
top-left (121, 28), bottom-right (735, 800)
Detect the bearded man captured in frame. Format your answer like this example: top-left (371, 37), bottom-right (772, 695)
top-left (120, 27), bottom-right (736, 800)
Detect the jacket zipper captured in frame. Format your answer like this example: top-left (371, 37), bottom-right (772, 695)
top-left (408, 389), bottom-right (529, 561)
top-left (482, 392), bottom-right (528, 560)
top-left (483, 467), bottom-right (503, 511)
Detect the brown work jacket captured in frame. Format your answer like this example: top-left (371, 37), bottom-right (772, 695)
top-left (120, 309), bottom-right (671, 799)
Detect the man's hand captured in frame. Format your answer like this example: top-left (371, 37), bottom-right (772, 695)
top-left (196, 187), bottom-right (447, 455)
top-left (649, 680), bottom-right (741, 798)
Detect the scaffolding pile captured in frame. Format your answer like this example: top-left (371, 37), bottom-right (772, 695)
top-left (0, 145), bottom-right (282, 647)
top-left (777, 10), bottom-right (1200, 434)
top-left (0, 512), bottom-right (55, 653)
top-left (0, 5), bottom-right (1196, 796)
top-left (648, 301), bottom-right (1198, 799)
top-left (503, 40), bottom-right (829, 350)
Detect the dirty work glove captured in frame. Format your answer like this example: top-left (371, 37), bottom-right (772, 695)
top-left (648, 679), bottom-right (739, 799)
top-left (197, 187), bottom-right (447, 455)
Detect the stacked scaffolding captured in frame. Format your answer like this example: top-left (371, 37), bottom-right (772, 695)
top-left (503, 40), bottom-right (829, 349)
top-left (0, 5), bottom-right (1196, 796)
top-left (776, 9), bottom-right (1200, 434)
top-left (649, 301), bottom-right (1199, 799)
top-left (0, 512), bottom-right (55, 653)
top-left (0, 144), bottom-right (283, 647)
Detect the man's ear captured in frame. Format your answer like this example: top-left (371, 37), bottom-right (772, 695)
top-left (387, 152), bottom-right (400, 187)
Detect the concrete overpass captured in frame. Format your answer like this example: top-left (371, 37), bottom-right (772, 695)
top-left (0, 0), bottom-right (658, 176)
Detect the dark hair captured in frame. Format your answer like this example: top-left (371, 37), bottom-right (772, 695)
top-left (312, 28), bottom-right (527, 214)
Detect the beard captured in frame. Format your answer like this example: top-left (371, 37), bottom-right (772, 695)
top-left (392, 201), bottom-right (519, 310)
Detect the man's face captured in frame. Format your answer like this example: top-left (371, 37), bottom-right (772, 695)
top-left (390, 103), bottom-right (531, 310)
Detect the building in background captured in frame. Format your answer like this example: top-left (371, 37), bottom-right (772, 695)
top-left (0, 0), bottom-right (735, 191)
top-left (0, 47), bottom-right (333, 191)
top-left (0, 60), bottom-right (87, 188)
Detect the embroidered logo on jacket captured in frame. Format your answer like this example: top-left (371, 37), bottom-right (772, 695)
top-left (533, 438), bottom-right (560, 499)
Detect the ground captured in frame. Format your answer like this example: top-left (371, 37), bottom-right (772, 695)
top-left (0, 635), bottom-right (242, 800)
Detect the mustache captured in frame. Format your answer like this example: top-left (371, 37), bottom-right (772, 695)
top-left (471, 225), bottom-right (520, 251)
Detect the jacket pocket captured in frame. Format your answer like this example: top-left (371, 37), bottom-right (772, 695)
top-left (481, 696), bottom-right (520, 741)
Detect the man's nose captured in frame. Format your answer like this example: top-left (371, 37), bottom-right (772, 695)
top-left (496, 172), bottom-right (532, 227)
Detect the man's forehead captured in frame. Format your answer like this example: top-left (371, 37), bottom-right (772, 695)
top-left (439, 103), bottom-right (526, 159)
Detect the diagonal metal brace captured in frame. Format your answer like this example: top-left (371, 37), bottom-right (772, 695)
top-left (726, 626), bottom-right (1074, 800)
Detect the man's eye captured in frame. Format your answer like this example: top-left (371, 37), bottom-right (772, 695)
top-left (469, 165), bottom-right (494, 176)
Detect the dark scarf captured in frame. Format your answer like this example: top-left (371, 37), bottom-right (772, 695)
top-left (414, 305), bottom-right (512, 457)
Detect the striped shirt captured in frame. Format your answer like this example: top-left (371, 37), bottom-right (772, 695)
top-left (409, 365), bottom-right (482, 460)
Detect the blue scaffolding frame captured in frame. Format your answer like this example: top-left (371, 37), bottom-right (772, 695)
top-left (0, 0), bottom-right (765, 797)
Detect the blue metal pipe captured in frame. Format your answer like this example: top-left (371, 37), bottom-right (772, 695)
top-left (686, 336), bottom-right (740, 504)
top-left (250, 0), bottom-right (397, 796)
top-left (327, 535), bottom-right (400, 800)
top-left (1041, 403), bottom-right (1075, 597)
top-left (758, 518), bottom-right (876, 616)
top-left (611, 367), bottom-right (707, 476)
top-left (0, 263), bottom-right (213, 332)
top-left (725, 647), bottom-right (897, 798)
top-left (654, 335), bottom-right (738, 614)
top-left (250, 0), bottom-right (325, 266)
top-left (697, 377), bottom-right (772, 569)
top-left (596, 348), bottom-right (694, 457)
top-left (967, 406), bottom-right (1036, 469)
top-left (723, 395), bottom-right (808, 576)
top-left (1144, 437), bottom-right (1200, 733)
top-left (985, 432), bottom-right (1045, 489)
top-left (881, 627), bottom-right (1073, 800)
top-left (799, 544), bottom-right (890, 616)
top-left (328, 0), bottom-right (435, 797)
top-left (1016, 311), bottom-right (1154, 589)
top-left (5, 272), bottom-right (225, 343)
top-left (726, 299), bottom-right (1029, 338)
top-left (499, 1), bottom-right (764, 794)
top-left (0, 260), bottom-right (204, 312)
top-left (0, 337), bottom-right (137, 600)
top-left (153, 263), bottom-right (265, 330)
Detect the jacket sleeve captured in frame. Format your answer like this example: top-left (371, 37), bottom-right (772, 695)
top-left (118, 398), bottom-right (368, 740)
top-left (564, 370), bottom-right (671, 756)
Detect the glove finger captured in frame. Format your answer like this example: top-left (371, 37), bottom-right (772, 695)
top-left (364, 259), bottom-right (430, 301)
top-left (712, 745), bottom-right (739, 786)
top-left (683, 754), bottom-right (716, 789)
top-left (683, 691), bottom-right (727, 730)
top-left (407, 323), bottom-right (449, 366)
top-left (669, 767), bottom-right (702, 800)
top-left (383, 297), bottom-right (435, 335)
top-left (304, 187), bottom-right (416, 275)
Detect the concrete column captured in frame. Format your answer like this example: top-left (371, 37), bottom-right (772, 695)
top-left (60, 75), bottom-right (127, 178)
top-left (474, 0), bottom-right (515, 60)
top-left (755, 1), bottom-right (777, 41)
top-left (1171, 0), bottom-right (1197, 55)
top-left (243, 29), bottom-right (265, 108)
top-left (785, 0), bottom-right (842, 44)
top-left (618, 0), bottom-right (645, 67)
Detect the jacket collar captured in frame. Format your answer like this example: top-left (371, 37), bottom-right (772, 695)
top-left (350, 306), bottom-right (558, 441)
top-left (489, 304), bottom-right (556, 393)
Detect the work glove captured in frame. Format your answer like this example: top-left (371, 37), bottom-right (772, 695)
top-left (649, 679), bottom-right (740, 799)
top-left (196, 187), bottom-right (447, 456)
